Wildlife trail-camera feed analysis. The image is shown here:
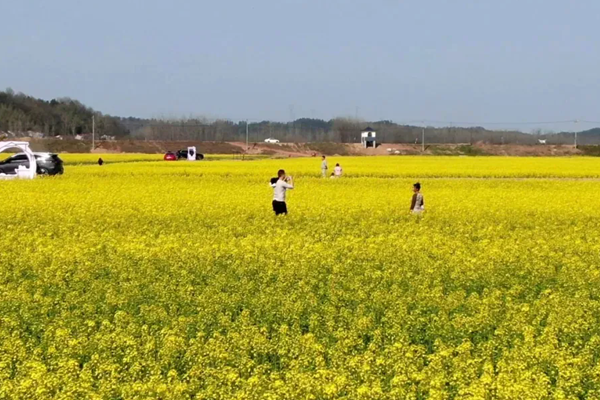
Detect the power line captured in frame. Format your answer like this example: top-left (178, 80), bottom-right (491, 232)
top-left (120, 118), bottom-right (600, 130)
top-left (399, 119), bottom-right (578, 126)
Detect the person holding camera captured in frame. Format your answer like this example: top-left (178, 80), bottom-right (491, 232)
top-left (270, 169), bottom-right (294, 215)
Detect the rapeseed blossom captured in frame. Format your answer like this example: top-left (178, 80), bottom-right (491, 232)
top-left (1, 156), bottom-right (600, 398)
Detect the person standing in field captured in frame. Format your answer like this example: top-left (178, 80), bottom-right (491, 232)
top-left (334, 163), bottom-right (343, 177)
top-left (410, 182), bottom-right (425, 214)
top-left (270, 169), bottom-right (294, 215)
top-left (321, 156), bottom-right (328, 177)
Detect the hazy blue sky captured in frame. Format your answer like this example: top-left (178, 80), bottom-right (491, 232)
top-left (1, 0), bottom-right (599, 131)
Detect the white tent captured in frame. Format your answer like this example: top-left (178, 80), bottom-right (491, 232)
top-left (187, 146), bottom-right (197, 161)
top-left (0, 141), bottom-right (37, 180)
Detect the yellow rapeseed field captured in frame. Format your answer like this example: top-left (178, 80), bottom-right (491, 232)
top-left (58, 153), bottom-right (252, 166)
top-left (2, 155), bottom-right (600, 399)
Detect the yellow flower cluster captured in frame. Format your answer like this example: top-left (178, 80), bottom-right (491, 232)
top-left (1, 155), bottom-right (600, 399)
top-left (59, 153), bottom-right (244, 166)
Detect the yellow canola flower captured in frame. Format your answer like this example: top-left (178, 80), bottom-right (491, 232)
top-left (0, 155), bottom-right (600, 398)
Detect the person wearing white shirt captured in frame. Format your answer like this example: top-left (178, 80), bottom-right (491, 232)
top-left (410, 182), bottom-right (425, 214)
top-left (334, 163), bottom-right (343, 177)
top-left (321, 156), bottom-right (328, 177)
top-left (270, 169), bottom-right (294, 215)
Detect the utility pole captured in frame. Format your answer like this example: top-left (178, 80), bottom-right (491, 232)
top-left (245, 120), bottom-right (249, 149)
top-left (92, 115), bottom-right (95, 151)
top-left (421, 122), bottom-right (425, 152)
top-left (574, 119), bottom-right (578, 148)
top-left (289, 105), bottom-right (295, 137)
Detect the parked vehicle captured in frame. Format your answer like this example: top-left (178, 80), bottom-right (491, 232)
top-left (176, 149), bottom-right (204, 160)
top-left (264, 138), bottom-right (280, 144)
top-left (164, 151), bottom-right (177, 161)
top-left (0, 153), bottom-right (64, 175)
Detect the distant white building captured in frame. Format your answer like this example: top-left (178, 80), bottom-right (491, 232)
top-left (361, 127), bottom-right (376, 148)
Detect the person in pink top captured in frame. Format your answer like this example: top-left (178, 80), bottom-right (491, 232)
top-left (334, 163), bottom-right (343, 177)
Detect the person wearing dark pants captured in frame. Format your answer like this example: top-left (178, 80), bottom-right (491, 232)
top-left (270, 169), bottom-right (294, 215)
top-left (272, 199), bottom-right (288, 215)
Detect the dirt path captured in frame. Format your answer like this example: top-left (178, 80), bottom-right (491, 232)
top-left (24, 137), bottom-right (587, 157)
top-left (230, 142), bottom-right (313, 158)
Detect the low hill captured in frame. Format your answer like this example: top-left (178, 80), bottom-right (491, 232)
top-left (0, 89), bottom-right (128, 138)
top-left (2, 89), bottom-right (600, 145)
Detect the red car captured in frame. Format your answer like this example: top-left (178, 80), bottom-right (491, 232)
top-left (164, 151), bottom-right (177, 161)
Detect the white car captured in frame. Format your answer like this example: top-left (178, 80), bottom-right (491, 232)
top-left (264, 138), bottom-right (280, 144)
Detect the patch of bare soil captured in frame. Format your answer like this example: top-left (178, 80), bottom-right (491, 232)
top-left (233, 142), bottom-right (314, 158)
top-left (21, 138), bottom-right (587, 157)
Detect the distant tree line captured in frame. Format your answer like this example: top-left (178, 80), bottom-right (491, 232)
top-left (2, 89), bottom-right (600, 145)
top-left (0, 89), bottom-right (128, 137)
top-left (128, 118), bottom-right (600, 145)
